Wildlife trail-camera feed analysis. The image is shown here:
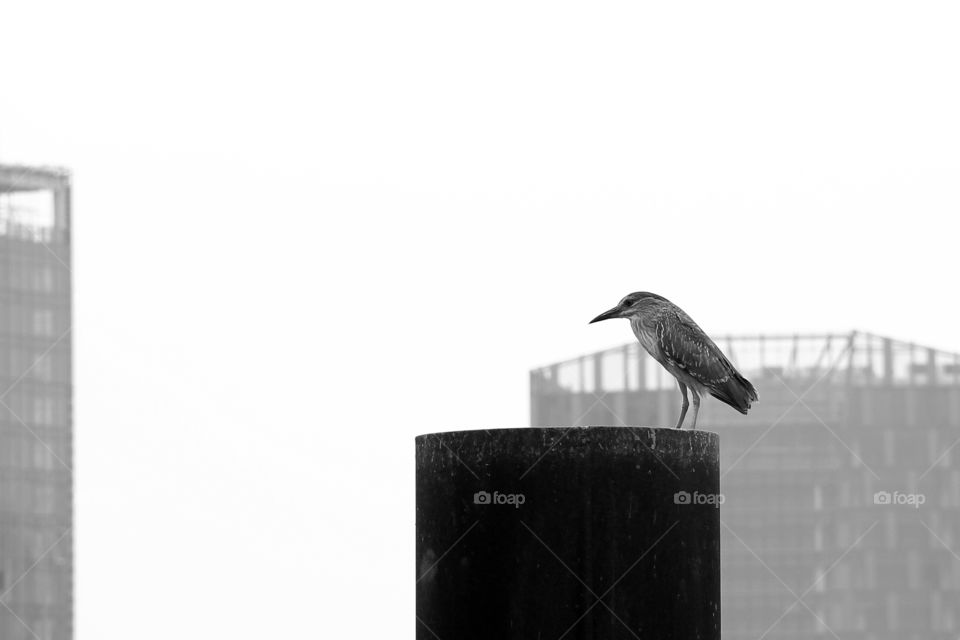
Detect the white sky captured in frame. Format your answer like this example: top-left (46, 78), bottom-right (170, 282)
top-left (1, 1), bottom-right (959, 637)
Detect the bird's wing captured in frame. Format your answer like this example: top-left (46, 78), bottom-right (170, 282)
top-left (655, 311), bottom-right (736, 388)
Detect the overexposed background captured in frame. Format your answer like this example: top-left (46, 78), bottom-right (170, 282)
top-left (1, 1), bottom-right (959, 637)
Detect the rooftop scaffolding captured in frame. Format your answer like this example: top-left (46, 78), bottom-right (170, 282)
top-left (0, 164), bottom-right (71, 244)
top-left (532, 332), bottom-right (960, 399)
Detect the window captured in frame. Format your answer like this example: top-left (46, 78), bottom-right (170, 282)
top-left (33, 396), bottom-right (56, 425)
top-left (33, 308), bottom-right (55, 336)
top-left (35, 266), bottom-right (55, 292)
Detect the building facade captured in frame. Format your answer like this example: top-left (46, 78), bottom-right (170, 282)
top-left (0, 165), bottom-right (73, 640)
top-left (532, 332), bottom-right (960, 639)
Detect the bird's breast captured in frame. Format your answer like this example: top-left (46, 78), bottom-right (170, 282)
top-left (629, 318), bottom-right (662, 360)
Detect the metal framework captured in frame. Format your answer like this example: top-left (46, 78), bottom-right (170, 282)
top-left (532, 331), bottom-right (960, 398)
top-left (0, 164), bottom-right (71, 244)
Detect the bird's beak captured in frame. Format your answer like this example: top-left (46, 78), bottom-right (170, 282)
top-left (589, 305), bottom-right (623, 324)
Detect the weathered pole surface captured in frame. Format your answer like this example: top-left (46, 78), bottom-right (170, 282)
top-left (416, 426), bottom-right (720, 640)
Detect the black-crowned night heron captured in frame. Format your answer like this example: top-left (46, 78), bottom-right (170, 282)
top-left (590, 292), bottom-right (757, 429)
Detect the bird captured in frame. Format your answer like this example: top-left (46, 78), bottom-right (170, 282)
top-left (590, 292), bottom-right (757, 429)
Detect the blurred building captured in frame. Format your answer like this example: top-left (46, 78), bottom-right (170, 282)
top-left (0, 165), bottom-right (72, 640)
top-left (532, 332), bottom-right (960, 639)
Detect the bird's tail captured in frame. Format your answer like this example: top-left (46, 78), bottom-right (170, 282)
top-left (709, 372), bottom-right (758, 415)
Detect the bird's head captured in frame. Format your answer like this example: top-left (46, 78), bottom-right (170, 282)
top-left (589, 292), bottom-right (661, 324)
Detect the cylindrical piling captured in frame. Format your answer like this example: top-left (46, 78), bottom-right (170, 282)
top-left (416, 426), bottom-right (720, 640)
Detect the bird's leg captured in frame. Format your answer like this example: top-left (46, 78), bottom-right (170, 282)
top-left (690, 391), bottom-right (701, 430)
top-left (675, 382), bottom-right (689, 429)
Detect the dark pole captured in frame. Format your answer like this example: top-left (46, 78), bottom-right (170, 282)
top-left (416, 426), bottom-right (720, 640)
